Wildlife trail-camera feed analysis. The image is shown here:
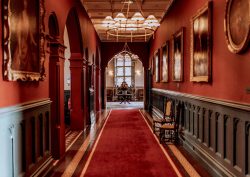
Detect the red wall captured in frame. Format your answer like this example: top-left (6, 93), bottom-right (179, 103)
top-left (101, 42), bottom-right (149, 68)
top-left (149, 0), bottom-right (250, 104)
top-left (0, 1), bottom-right (100, 108)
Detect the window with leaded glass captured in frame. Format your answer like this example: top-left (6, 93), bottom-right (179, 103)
top-left (114, 54), bottom-right (134, 87)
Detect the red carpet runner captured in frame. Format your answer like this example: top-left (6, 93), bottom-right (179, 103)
top-left (82, 109), bottom-right (179, 177)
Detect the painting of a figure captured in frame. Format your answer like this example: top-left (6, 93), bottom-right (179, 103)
top-left (161, 42), bottom-right (169, 82)
top-left (10, 0), bottom-right (39, 72)
top-left (172, 29), bottom-right (183, 82)
top-left (3, 0), bottom-right (45, 81)
top-left (190, 2), bottom-right (212, 82)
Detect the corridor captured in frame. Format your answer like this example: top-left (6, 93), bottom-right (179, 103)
top-left (0, 0), bottom-right (249, 177)
top-left (48, 109), bottom-right (210, 177)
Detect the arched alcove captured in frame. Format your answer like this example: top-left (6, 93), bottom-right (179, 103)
top-left (48, 12), bottom-right (59, 38)
top-left (105, 50), bottom-right (145, 109)
top-left (65, 7), bottom-right (87, 130)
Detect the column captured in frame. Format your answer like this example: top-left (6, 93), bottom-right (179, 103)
top-left (95, 66), bottom-right (101, 112)
top-left (49, 41), bottom-right (66, 159)
top-left (69, 53), bottom-right (84, 130)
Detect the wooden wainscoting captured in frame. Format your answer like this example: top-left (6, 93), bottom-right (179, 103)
top-left (150, 88), bottom-right (250, 177)
top-left (0, 99), bottom-right (52, 177)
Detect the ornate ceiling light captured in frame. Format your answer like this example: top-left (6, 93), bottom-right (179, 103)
top-left (102, 0), bottom-right (160, 42)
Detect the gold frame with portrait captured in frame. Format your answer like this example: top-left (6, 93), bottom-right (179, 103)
top-left (3, 0), bottom-right (46, 81)
top-left (190, 1), bottom-right (212, 82)
top-left (161, 41), bottom-right (169, 82)
top-left (172, 28), bottom-right (184, 82)
top-left (224, 0), bottom-right (250, 54)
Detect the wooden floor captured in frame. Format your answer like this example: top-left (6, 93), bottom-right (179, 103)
top-left (106, 101), bottom-right (144, 109)
top-left (46, 109), bottom-right (213, 177)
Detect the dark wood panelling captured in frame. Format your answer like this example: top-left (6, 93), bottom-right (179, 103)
top-left (150, 89), bottom-right (250, 177)
top-left (0, 99), bottom-right (52, 177)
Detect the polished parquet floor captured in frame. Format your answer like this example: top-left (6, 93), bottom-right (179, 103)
top-left (47, 109), bottom-right (212, 177)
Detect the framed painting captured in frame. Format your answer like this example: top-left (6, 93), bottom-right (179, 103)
top-left (154, 50), bottom-right (160, 82)
top-left (3, 0), bottom-right (46, 81)
top-left (224, 0), bottom-right (250, 53)
top-left (172, 28), bottom-right (184, 82)
top-left (190, 1), bottom-right (212, 82)
top-left (161, 42), bottom-right (169, 82)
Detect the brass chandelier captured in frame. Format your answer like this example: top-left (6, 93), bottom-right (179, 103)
top-left (102, 0), bottom-right (160, 42)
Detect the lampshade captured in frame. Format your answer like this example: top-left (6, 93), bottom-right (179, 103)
top-left (144, 15), bottom-right (158, 23)
top-left (144, 15), bottom-right (160, 28)
top-left (131, 12), bottom-right (144, 21)
top-left (114, 13), bottom-right (127, 21)
top-left (103, 1), bottom-right (160, 42)
top-left (103, 16), bottom-right (115, 24)
top-left (102, 16), bottom-right (115, 27)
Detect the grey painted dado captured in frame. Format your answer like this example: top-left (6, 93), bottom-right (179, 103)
top-left (150, 88), bottom-right (250, 177)
top-left (0, 99), bottom-right (52, 177)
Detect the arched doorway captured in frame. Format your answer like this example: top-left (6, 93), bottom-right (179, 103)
top-left (105, 49), bottom-right (145, 109)
top-left (48, 7), bottom-right (85, 159)
top-left (48, 12), bottom-right (66, 159)
top-left (63, 27), bottom-right (71, 126)
top-left (65, 7), bottom-right (87, 130)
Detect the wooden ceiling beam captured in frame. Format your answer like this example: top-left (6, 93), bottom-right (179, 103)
top-left (87, 8), bottom-right (166, 13)
top-left (81, 0), bottom-right (173, 42)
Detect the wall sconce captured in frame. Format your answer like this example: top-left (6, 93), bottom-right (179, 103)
top-left (108, 70), bottom-right (113, 76)
top-left (135, 70), bottom-right (141, 76)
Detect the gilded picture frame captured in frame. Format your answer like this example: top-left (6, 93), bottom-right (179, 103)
top-left (190, 2), bottom-right (212, 82)
top-left (3, 0), bottom-right (46, 81)
top-left (161, 41), bottom-right (169, 82)
top-left (224, 0), bottom-right (250, 54)
top-left (172, 28), bottom-right (184, 82)
top-left (154, 50), bottom-right (160, 82)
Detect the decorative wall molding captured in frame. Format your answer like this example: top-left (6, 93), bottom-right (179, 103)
top-left (0, 99), bottom-right (51, 116)
top-left (150, 89), bottom-right (250, 177)
top-left (152, 88), bottom-right (250, 111)
top-left (0, 99), bottom-right (52, 177)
